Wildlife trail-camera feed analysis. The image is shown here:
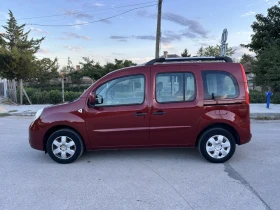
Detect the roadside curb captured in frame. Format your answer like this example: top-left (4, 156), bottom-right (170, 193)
top-left (9, 112), bottom-right (36, 116)
top-left (250, 113), bottom-right (280, 120)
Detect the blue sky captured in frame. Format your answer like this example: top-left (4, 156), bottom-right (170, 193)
top-left (0, 0), bottom-right (277, 67)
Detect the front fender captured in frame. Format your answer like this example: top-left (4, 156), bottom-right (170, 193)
top-left (39, 111), bottom-right (92, 150)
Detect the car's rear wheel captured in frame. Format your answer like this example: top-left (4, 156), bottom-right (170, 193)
top-left (46, 129), bottom-right (84, 164)
top-left (198, 128), bottom-right (236, 163)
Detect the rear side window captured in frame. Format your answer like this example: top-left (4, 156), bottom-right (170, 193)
top-left (156, 72), bottom-right (196, 103)
top-left (202, 71), bottom-right (239, 100)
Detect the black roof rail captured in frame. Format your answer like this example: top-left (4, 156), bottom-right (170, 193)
top-left (145, 56), bottom-right (233, 65)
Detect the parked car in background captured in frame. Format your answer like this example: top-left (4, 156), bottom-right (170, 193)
top-left (29, 56), bottom-right (251, 164)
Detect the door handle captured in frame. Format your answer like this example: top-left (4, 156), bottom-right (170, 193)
top-left (152, 111), bottom-right (166, 116)
top-left (134, 112), bottom-right (147, 117)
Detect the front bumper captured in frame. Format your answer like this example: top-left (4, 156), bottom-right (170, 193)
top-left (29, 119), bottom-right (45, 151)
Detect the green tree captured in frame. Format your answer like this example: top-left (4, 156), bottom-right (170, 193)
top-left (196, 45), bottom-right (235, 57)
top-left (29, 58), bottom-right (59, 85)
top-left (242, 2), bottom-right (280, 54)
top-left (79, 57), bottom-right (102, 80)
top-left (102, 59), bottom-right (136, 77)
top-left (253, 44), bottom-right (280, 92)
top-left (66, 58), bottom-right (137, 82)
top-left (67, 70), bottom-right (83, 84)
top-left (0, 46), bottom-right (35, 80)
top-left (0, 10), bottom-right (44, 80)
top-left (241, 2), bottom-right (280, 92)
top-left (240, 54), bottom-right (255, 73)
top-left (181, 48), bottom-right (191, 57)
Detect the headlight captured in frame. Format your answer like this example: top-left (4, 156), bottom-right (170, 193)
top-left (34, 108), bottom-right (44, 121)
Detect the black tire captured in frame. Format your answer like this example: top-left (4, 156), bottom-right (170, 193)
top-left (46, 129), bottom-right (84, 164)
top-left (198, 128), bottom-right (236, 163)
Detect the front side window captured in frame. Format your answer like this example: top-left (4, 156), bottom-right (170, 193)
top-left (202, 71), bottom-right (239, 100)
top-left (156, 73), bottom-right (196, 103)
top-left (95, 75), bottom-right (145, 106)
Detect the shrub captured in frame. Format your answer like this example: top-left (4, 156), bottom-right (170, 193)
top-left (65, 91), bottom-right (82, 102)
top-left (271, 92), bottom-right (280, 104)
top-left (249, 91), bottom-right (266, 103)
top-left (249, 90), bottom-right (280, 104)
top-left (18, 87), bottom-right (85, 104)
top-left (49, 90), bottom-right (62, 104)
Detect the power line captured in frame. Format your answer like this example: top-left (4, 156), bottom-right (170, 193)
top-left (0, 1), bottom-right (156, 22)
top-left (29, 9), bottom-right (134, 25)
top-left (27, 4), bottom-right (157, 27)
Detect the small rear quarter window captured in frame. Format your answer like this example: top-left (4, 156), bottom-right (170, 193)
top-left (202, 71), bottom-right (239, 100)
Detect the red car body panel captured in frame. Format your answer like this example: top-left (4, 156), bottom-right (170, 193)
top-left (29, 62), bottom-right (251, 152)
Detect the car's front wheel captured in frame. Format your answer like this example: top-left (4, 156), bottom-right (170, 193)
top-left (46, 129), bottom-right (84, 164)
top-left (198, 128), bottom-right (236, 163)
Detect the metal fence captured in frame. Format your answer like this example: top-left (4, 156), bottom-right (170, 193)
top-left (0, 79), bottom-right (17, 103)
top-left (0, 82), bottom-right (4, 96)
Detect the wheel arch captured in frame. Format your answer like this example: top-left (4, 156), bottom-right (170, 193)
top-left (195, 123), bottom-right (240, 146)
top-left (43, 125), bottom-right (85, 153)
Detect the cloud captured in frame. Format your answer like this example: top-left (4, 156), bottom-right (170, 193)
top-left (110, 30), bottom-right (199, 45)
top-left (135, 35), bottom-right (156, 40)
top-left (181, 32), bottom-right (197, 38)
top-left (56, 37), bottom-right (70, 40)
top-left (64, 10), bottom-right (93, 19)
top-left (135, 10), bottom-right (208, 37)
top-left (83, 2), bottom-right (105, 8)
top-left (38, 48), bottom-right (50, 54)
top-left (163, 31), bottom-right (182, 41)
top-left (64, 45), bottom-right (82, 51)
top-left (30, 27), bottom-right (49, 35)
top-left (232, 46), bottom-right (255, 59)
top-left (136, 10), bottom-right (149, 17)
top-left (64, 32), bottom-right (91, 40)
top-left (93, 3), bottom-right (104, 7)
top-left (129, 57), bottom-right (154, 63)
top-left (162, 43), bottom-right (174, 49)
top-left (162, 12), bottom-right (208, 37)
top-left (134, 31), bottom-right (198, 44)
top-left (110, 36), bottom-right (129, 40)
top-left (198, 42), bottom-right (210, 47)
top-left (241, 11), bottom-right (256, 17)
top-left (236, 31), bottom-right (252, 35)
top-left (101, 19), bottom-right (111, 24)
top-left (72, 20), bottom-right (89, 29)
top-left (112, 52), bottom-right (124, 55)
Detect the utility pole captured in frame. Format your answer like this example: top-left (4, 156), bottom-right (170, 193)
top-left (62, 76), bottom-right (65, 103)
top-left (20, 79), bottom-right (23, 105)
top-left (155, 0), bottom-right (162, 58)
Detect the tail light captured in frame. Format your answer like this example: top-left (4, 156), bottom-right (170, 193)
top-left (240, 64), bottom-right (250, 104)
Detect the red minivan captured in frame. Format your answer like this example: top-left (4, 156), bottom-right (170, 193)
top-left (29, 56), bottom-right (251, 164)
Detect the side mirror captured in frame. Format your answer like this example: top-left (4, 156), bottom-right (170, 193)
top-left (96, 95), bottom-right (103, 104)
top-left (88, 92), bottom-right (103, 107)
top-left (89, 92), bottom-right (96, 106)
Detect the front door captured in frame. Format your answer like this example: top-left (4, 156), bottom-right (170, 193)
top-left (85, 69), bottom-right (150, 149)
top-left (149, 65), bottom-right (203, 146)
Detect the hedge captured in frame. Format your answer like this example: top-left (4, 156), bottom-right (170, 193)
top-left (24, 85), bottom-right (90, 93)
top-left (18, 88), bottom-right (82, 104)
top-left (16, 88), bottom-right (280, 104)
top-left (250, 91), bottom-right (280, 104)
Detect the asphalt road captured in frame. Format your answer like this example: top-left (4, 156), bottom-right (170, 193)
top-left (0, 117), bottom-right (279, 210)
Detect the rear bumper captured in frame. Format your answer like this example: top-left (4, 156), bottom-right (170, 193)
top-left (238, 121), bottom-right (252, 145)
top-left (29, 119), bottom-right (45, 151)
